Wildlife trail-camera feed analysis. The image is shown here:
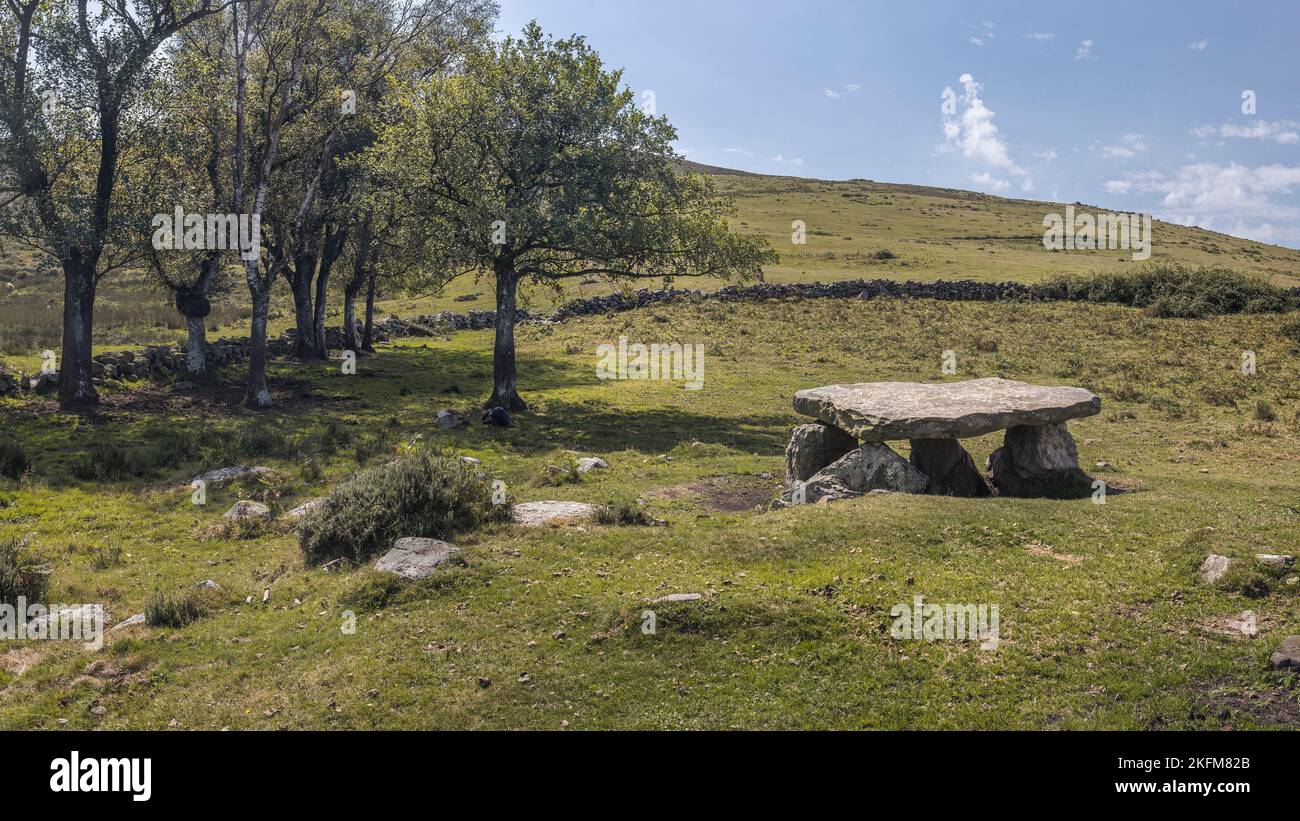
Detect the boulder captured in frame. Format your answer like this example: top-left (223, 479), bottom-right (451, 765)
top-left (374, 537), bottom-right (461, 580)
top-left (575, 457), bottom-right (608, 474)
top-left (26, 604), bottom-right (104, 638)
top-left (785, 422), bottom-right (858, 483)
top-left (192, 465), bottom-right (275, 489)
top-left (1200, 554), bottom-right (1233, 584)
top-left (987, 423), bottom-right (1088, 496)
top-left (512, 500), bottom-right (596, 526)
top-left (1270, 636), bottom-right (1300, 671)
top-left (285, 498), bottom-right (324, 520)
top-left (651, 593), bottom-right (703, 603)
top-left (908, 438), bottom-right (990, 497)
top-left (435, 409), bottom-right (465, 429)
top-left (793, 378), bottom-right (1100, 441)
top-left (109, 613), bottom-right (146, 632)
top-left (1256, 554), bottom-right (1295, 570)
top-left (224, 500), bottom-right (271, 520)
top-left (800, 443), bottom-right (928, 503)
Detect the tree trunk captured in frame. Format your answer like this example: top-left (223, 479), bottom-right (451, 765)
top-left (58, 256), bottom-right (98, 408)
top-left (487, 261), bottom-right (526, 411)
top-left (185, 315), bottom-right (208, 375)
top-left (362, 270), bottom-right (377, 353)
top-left (246, 284), bottom-right (272, 408)
top-left (290, 251), bottom-right (323, 360)
top-left (312, 227), bottom-right (346, 355)
top-left (344, 217), bottom-right (371, 353)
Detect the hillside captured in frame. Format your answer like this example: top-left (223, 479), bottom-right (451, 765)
top-left (3, 166), bottom-right (1300, 361)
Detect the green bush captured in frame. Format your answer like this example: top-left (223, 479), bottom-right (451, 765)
top-left (0, 536), bottom-right (49, 608)
top-left (1045, 264), bottom-right (1295, 318)
top-left (297, 447), bottom-right (507, 566)
top-left (0, 437), bottom-right (30, 480)
top-left (1281, 315), bottom-right (1300, 345)
top-left (144, 591), bottom-right (206, 628)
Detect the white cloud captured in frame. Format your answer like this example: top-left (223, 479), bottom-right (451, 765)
top-left (1100, 133), bottom-right (1147, 159)
top-left (844, 83), bottom-right (861, 93)
top-left (1189, 39), bottom-right (1208, 50)
top-left (1191, 120), bottom-right (1300, 145)
top-left (1074, 39), bottom-right (1094, 60)
top-left (723, 147), bottom-right (754, 157)
top-left (941, 73), bottom-right (1033, 189)
top-left (968, 36), bottom-right (985, 47)
top-left (824, 88), bottom-right (840, 99)
top-left (970, 172), bottom-right (1009, 191)
top-left (1035, 149), bottom-right (1059, 162)
top-left (1026, 32), bottom-right (1055, 41)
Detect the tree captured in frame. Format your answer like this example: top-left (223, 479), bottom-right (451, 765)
top-left (374, 23), bottom-right (776, 410)
top-left (0, 0), bottom-right (235, 407)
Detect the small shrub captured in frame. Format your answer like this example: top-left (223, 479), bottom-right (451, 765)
top-left (1280, 315), bottom-right (1300, 345)
top-left (144, 591), bottom-right (206, 628)
top-left (594, 502), bottom-right (659, 526)
top-left (0, 536), bottom-right (49, 607)
top-left (0, 437), bottom-right (30, 480)
top-left (297, 447), bottom-right (507, 566)
top-left (1254, 400), bottom-right (1277, 422)
top-left (87, 545), bottom-right (123, 571)
top-left (871, 249), bottom-right (896, 260)
top-left (1045, 264), bottom-right (1294, 317)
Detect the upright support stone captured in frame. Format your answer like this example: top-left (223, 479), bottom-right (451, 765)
top-left (785, 422), bottom-right (858, 483)
top-left (908, 438), bottom-right (990, 497)
top-left (988, 423), bottom-right (1088, 496)
top-left (800, 442), bottom-right (929, 502)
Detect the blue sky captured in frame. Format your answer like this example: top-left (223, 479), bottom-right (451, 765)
top-left (498, 0), bottom-right (1300, 248)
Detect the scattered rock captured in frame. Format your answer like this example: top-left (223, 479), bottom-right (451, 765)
top-left (482, 406), bottom-right (513, 427)
top-left (651, 593), bottom-right (703, 603)
top-left (110, 614), bottom-right (146, 631)
top-left (195, 579), bottom-right (221, 590)
top-left (192, 465), bottom-right (275, 489)
top-left (223, 500), bottom-right (271, 520)
top-left (459, 456), bottom-right (481, 466)
top-left (1256, 554), bottom-right (1295, 570)
top-left (1200, 554), bottom-right (1233, 584)
top-left (793, 378), bottom-right (1100, 441)
top-left (374, 537), bottom-right (461, 580)
top-left (785, 422), bottom-right (858, 483)
top-left (908, 438), bottom-right (990, 497)
top-left (25, 604), bottom-right (104, 637)
top-left (435, 409), bottom-right (466, 429)
top-left (575, 457), bottom-right (608, 474)
top-left (1269, 636), bottom-right (1300, 671)
top-left (511, 500), bottom-right (596, 527)
top-left (285, 498), bottom-right (325, 520)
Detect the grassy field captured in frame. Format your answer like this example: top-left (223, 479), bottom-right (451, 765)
top-left (4, 167), bottom-right (1300, 366)
top-left (2, 294), bottom-right (1299, 729)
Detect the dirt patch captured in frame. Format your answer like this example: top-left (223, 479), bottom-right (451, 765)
top-left (1024, 541), bottom-right (1085, 565)
top-left (650, 474), bottom-right (780, 513)
top-left (1191, 680), bottom-right (1300, 728)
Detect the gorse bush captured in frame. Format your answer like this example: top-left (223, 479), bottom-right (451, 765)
top-left (297, 448), bottom-right (508, 566)
top-left (0, 437), bottom-right (30, 480)
top-left (1044, 264), bottom-right (1295, 318)
top-left (0, 536), bottom-right (49, 607)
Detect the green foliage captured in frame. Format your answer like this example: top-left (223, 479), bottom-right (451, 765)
top-left (1046, 264), bottom-right (1294, 318)
top-left (297, 447), bottom-right (507, 566)
top-left (594, 501), bottom-right (657, 526)
top-left (144, 591), bottom-right (206, 628)
top-left (0, 536), bottom-right (48, 608)
top-left (0, 436), bottom-right (30, 480)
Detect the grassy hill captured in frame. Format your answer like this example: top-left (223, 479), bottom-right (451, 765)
top-left (4, 166), bottom-right (1299, 364)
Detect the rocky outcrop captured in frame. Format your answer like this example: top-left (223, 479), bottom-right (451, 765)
top-left (374, 537), bottom-right (461, 580)
top-left (799, 443), bottom-right (929, 502)
top-left (512, 501), bottom-right (596, 526)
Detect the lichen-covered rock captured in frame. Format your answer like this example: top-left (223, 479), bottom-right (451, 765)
top-left (785, 422), bottom-right (858, 483)
top-left (1200, 554), bottom-right (1232, 584)
top-left (224, 500), bottom-right (271, 520)
top-left (987, 423), bottom-right (1088, 496)
top-left (374, 538), bottom-right (461, 580)
top-left (511, 501), bottom-right (596, 526)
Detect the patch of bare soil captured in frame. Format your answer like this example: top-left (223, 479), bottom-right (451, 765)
top-left (1191, 680), bottom-right (1300, 728)
top-left (650, 474), bottom-right (781, 513)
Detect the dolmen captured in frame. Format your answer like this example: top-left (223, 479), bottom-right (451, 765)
top-left (784, 377), bottom-right (1101, 502)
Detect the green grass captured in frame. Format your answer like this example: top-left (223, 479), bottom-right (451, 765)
top-left (2, 296), bottom-right (1298, 728)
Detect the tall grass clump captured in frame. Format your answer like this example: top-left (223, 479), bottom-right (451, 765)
top-left (1045, 264), bottom-right (1295, 318)
top-left (0, 437), bottom-right (31, 480)
top-left (0, 536), bottom-right (49, 608)
top-left (297, 448), bottom-right (507, 566)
